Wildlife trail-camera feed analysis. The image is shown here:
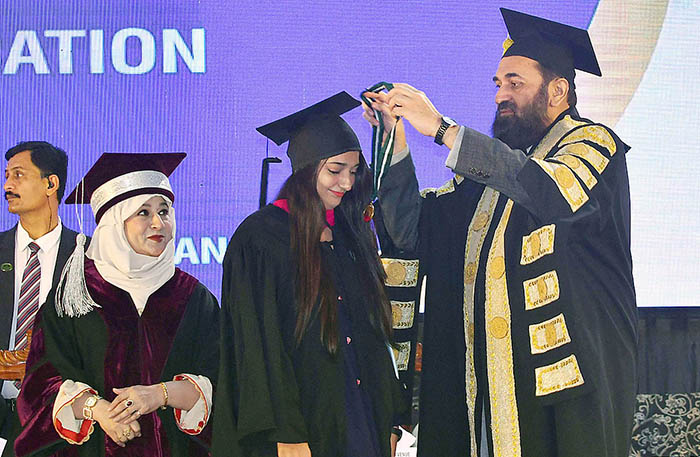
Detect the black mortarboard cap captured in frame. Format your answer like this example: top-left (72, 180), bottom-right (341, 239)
top-left (500, 8), bottom-right (602, 82)
top-left (256, 91), bottom-right (362, 172)
top-left (65, 152), bottom-right (186, 222)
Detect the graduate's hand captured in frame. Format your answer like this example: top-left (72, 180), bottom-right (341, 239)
top-left (108, 385), bottom-right (163, 424)
top-left (362, 92), bottom-right (398, 132)
top-left (362, 94), bottom-right (408, 152)
top-left (277, 442), bottom-right (312, 457)
top-left (93, 399), bottom-right (141, 446)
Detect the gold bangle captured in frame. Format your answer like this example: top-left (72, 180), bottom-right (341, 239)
top-left (160, 382), bottom-right (169, 410)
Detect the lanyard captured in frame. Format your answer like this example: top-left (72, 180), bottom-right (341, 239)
top-left (361, 81), bottom-right (398, 201)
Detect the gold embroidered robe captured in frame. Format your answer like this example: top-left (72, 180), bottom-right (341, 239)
top-left (377, 109), bottom-right (638, 457)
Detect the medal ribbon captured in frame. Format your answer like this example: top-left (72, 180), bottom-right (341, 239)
top-left (361, 81), bottom-right (398, 200)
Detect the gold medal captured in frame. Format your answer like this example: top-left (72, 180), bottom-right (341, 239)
top-left (489, 256), bottom-right (506, 279)
top-left (363, 202), bottom-right (375, 222)
top-left (554, 166), bottom-right (575, 188)
top-left (489, 317), bottom-right (509, 339)
top-left (385, 261), bottom-right (406, 286)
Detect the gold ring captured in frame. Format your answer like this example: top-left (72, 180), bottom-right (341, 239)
top-left (124, 399), bottom-right (134, 408)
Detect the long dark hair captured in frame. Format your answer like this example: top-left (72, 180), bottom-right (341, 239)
top-left (277, 153), bottom-right (392, 354)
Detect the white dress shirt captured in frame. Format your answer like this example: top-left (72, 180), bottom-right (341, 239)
top-left (2, 219), bottom-right (63, 399)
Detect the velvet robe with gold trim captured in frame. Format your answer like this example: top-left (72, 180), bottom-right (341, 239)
top-left (14, 259), bottom-right (219, 457)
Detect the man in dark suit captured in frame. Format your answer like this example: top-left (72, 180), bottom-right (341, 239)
top-left (1, 141), bottom-right (79, 456)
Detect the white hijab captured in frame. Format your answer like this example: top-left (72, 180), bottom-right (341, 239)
top-left (86, 194), bottom-right (176, 313)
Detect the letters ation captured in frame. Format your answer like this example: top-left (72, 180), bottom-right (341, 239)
top-left (2, 28), bottom-right (206, 75)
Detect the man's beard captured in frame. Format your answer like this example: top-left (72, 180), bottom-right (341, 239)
top-left (491, 84), bottom-right (550, 151)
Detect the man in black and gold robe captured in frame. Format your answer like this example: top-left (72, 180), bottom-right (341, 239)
top-left (364, 8), bottom-right (637, 457)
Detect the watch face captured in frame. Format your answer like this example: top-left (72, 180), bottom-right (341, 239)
top-left (85, 396), bottom-right (98, 407)
top-left (444, 117), bottom-right (457, 126)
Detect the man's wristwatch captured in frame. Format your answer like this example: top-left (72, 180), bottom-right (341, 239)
top-left (434, 116), bottom-right (457, 145)
top-left (82, 394), bottom-right (101, 421)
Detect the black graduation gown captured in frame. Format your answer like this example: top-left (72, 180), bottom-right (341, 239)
top-left (213, 205), bottom-right (403, 457)
top-left (15, 260), bottom-right (219, 457)
top-left (377, 111), bottom-right (638, 457)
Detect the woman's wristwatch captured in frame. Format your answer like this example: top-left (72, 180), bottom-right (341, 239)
top-left (82, 394), bottom-right (101, 421)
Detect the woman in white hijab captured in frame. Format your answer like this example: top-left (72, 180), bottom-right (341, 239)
top-left (15, 153), bottom-right (219, 457)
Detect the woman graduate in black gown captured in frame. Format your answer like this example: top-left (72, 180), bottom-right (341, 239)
top-left (15, 154), bottom-right (219, 456)
top-left (213, 92), bottom-right (406, 457)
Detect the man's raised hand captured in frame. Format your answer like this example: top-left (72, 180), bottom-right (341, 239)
top-left (383, 83), bottom-right (443, 138)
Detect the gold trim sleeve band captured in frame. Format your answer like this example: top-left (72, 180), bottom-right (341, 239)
top-left (520, 224), bottom-right (555, 265)
top-left (391, 301), bottom-right (415, 329)
top-left (528, 313), bottom-right (572, 354)
top-left (535, 354), bottom-right (585, 397)
top-left (382, 258), bottom-right (419, 287)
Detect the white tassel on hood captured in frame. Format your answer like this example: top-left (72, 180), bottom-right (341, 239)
top-left (54, 233), bottom-right (101, 318)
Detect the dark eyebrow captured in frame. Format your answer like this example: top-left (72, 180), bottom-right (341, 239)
top-left (327, 160), bottom-right (359, 167)
top-left (493, 72), bottom-right (523, 82)
top-left (137, 201), bottom-right (169, 212)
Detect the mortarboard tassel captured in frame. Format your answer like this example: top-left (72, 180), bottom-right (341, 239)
top-left (54, 233), bottom-right (101, 318)
top-left (55, 178), bottom-right (100, 318)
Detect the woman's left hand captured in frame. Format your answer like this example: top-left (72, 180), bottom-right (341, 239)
top-left (108, 385), bottom-right (164, 424)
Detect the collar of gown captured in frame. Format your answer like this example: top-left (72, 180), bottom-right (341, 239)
top-left (272, 199), bottom-right (335, 226)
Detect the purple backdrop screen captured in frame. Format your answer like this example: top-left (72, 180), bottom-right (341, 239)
top-left (0, 1), bottom-right (599, 299)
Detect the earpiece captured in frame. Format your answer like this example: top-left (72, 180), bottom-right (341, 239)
top-left (47, 180), bottom-right (54, 189)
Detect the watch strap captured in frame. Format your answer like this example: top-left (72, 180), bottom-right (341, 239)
top-left (82, 394), bottom-right (101, 421)
top-left (434, 117), bottom-right (455, 145)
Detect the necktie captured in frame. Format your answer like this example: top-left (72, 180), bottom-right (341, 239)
top-left (14, 242), bottom-right (41, 388)
top-left (16, 242), bottom-right (41, 354)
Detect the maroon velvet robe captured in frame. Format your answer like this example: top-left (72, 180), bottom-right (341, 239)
top-left (15, 259), bottom-right (219, 457)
